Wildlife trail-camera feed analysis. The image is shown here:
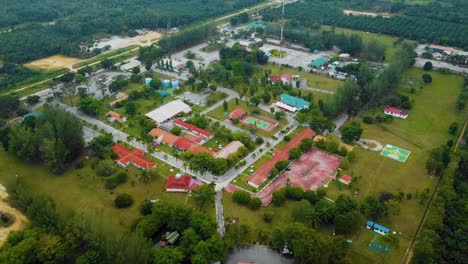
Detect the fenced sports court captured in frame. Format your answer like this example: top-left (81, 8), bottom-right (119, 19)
top-left (240, 114), bottom-right (277, 131)
top-left (380, 144), bottom-right (411, 162)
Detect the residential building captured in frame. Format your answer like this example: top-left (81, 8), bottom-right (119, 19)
top-left (106, 111), bottom-right (126, 123)
top-left (384, 105), bottom-right (408, 119)
top-left (112, 144), bottom-right (155, 169)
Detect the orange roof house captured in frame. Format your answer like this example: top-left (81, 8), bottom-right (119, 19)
top-left (148, 128), bottom-right (180, 145)
top-left (106, 111), bottom-right (127, 123)
top-left (112, 144), bottom-right (155, 169)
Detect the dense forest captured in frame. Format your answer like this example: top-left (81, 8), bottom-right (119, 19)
top-left (262, 0), bottom-right (468, 49)
top-left (0, 0), bottom-right (262, 63)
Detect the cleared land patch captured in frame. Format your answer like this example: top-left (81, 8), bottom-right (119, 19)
top-left (25, 55), bottom-right (80, 71)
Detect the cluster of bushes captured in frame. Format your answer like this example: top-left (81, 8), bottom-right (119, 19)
top-left (362, 114), bottom-right (393, 124)
top-left (314, 138), bottom-right (348, 157)
top-left (231, 190), bottom-right (262, 210)
top-left (456, 76), bottom-right (468, 111)
top-left (106, 172), bottom-right (128, 190)
top-left (271, 186), bottom-right (324, 207)
top-left (115, 193), bottom-right (134, 208)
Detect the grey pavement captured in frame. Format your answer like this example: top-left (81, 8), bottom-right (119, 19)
top-left (215, 190), bottom-right (225, 237)
top-left (225, 245), bottom-right (292, 264)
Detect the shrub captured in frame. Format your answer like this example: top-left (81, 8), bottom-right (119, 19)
top-left (105, 172), bottom-right (128, 189)
top-left (140, 200), bottom-right (153, 215)
top-left (248, 198), bottom-right (262, 210)
top-left (423, 61), bottom-right (432, 71)
top-left (255, 137), bottom-right (264, 145)
top-left (288, 148), bottom-right (302, 160)
top-left (114, 193), bottom-right (133, 208)
top-left (283, 135), bottom-right (291, 142)
top-left (263, 211), bottom-right (274, 223)
top-left (232, 190), bottom-right (251, 205)
top-left (317, 188), bottom-right (327, 198)
top-left (285, 186), bottom-right (304, 201)
top-left (272, 189), bottom-right (286, 206)
top-left (275, 160), bottom-right (290, 172)
top-left (171, 126), bottom-right (182, 136)
top-left (95, 160), bottom-right (115, 177)
top-left (449, 122), bottom-right (458, 135)
top-left (339, 158), bottom-right (350, 169)
top-left (304, 190), bottom-right (319, 204)
top-left (363, 116), bottom-right (374, 124)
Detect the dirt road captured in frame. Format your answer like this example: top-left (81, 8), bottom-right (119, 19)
top-left (0, 184), bottom-right (28, 246)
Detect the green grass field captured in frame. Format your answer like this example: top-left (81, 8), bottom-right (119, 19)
top-left (380, 144), bottom-right (411, 162)
top-left (260, 64), bottom-right (343, 92)
top-left (0, 148), bottom-right (207, 232)
top-left (321, 25), bottom-right (403, 62)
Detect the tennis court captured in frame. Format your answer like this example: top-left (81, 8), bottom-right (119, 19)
top-left (240, 114), bottom-right (277, 131)
top-left (380, 144), bottom-right (411, 162)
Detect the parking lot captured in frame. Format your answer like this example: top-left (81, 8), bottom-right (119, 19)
top-left (225, 245), bottom-right (292, 264)
top-left (260, 43), bottom-right (336, 69)
top-left (171, 42), bottom-right (220, 70)
top-left (77, 71), bottom-right (130, 99)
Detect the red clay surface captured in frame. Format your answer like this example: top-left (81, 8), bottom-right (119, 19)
top-left (246, 129), bottom-right (316, 187)
top-left (253, 148), bottom-right (342, 206)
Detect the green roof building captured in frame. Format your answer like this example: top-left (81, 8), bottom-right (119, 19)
top-left (248, 20), bottom-right (267, 30)
top-left (310, 57), bottom-right (328, 68)
top-left (166, 231), bottom-right (180, 244)
top-left (280, 94), bottom-right (310, 110)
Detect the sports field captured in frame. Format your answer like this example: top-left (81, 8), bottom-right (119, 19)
top-left (252, 148), bottom-right (341, 206)
top-left (380, 144), bottom-right (411, 162)
top-left (241, 115), bottom-right (277, 131)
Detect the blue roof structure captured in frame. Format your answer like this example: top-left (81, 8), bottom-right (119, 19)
top-left (280, 94), bottom-right (310, 110)
top-left (367, 220), bottom-right (390, 234)
top-left (311, 57), bottom-right (328, 67)
top-left (21, 112), bottom-right (40, 121)
top-left (248, 20), bottom-right (267, 30)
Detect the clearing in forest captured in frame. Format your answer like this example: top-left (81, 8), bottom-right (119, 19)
top-left (24, 55), bottom-right (81, 71)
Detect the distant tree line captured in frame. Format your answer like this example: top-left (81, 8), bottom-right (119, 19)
top-left (262, 0), bottom-right (468, 49)
top-left (0, 0), bottom-right (262, 63)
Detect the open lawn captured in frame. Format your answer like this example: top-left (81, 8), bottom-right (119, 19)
top-left (260, 64), bottom-right (343, 92)
top-left (321, 25), bottom-right (402, 62)
top-left (207, 98), bottom-right (287, 137)
top-left (0, 148), bottom-right (208, 232)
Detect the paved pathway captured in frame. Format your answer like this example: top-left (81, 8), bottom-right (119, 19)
top-left (215, 190), bottom-right (225, 237)
top-left (298, 78), bottom-right (335, 94)
top-left (357, 139), bottom-right (383, 152)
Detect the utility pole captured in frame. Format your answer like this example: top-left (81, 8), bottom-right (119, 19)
top-left (280, 0), bottom-right (285, 58)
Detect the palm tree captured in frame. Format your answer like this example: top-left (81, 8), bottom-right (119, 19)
top-left (139, 170), bottom-right (151, 183)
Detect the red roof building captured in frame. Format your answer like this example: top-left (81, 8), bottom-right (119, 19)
top-left (173, 119), bottom-right (213, 139)
top-left (188, 144), bottom-right (216, 155)
top-left (246, 129), bottom-right (316, 188)
top-left (173, 137), bottom-right (194, 151)
top-left (229, 108), bottom-right (247, 119)
top-left (339, 175), bottom-right (352, 185)
top-left (268, 75), bottom-right (282, 83)
top-left (281, 73), bottom-right (291, 84)
top-left (165, 174), bottom-right (203, 192)
top-left (384, 105), bottom-right (408, 119)
top-left (112, 144), bottom-right (155, 169)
